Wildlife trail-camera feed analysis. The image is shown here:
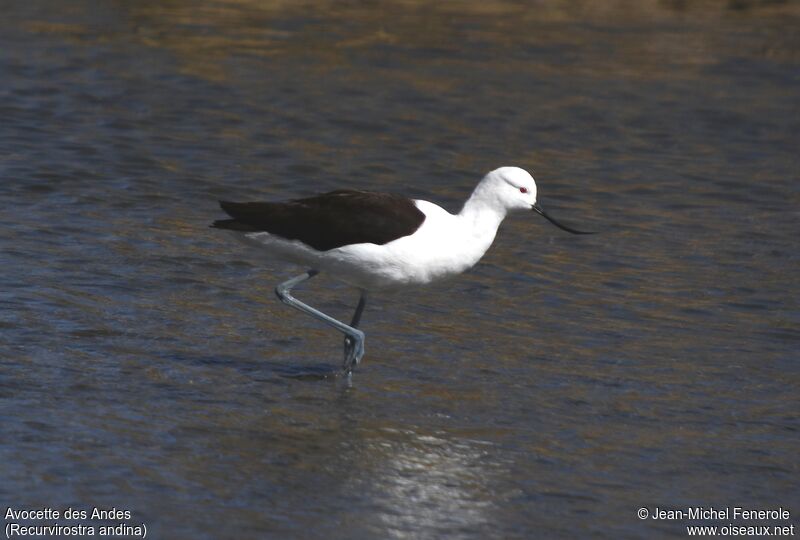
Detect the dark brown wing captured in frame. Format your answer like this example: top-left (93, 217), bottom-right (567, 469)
top-left (211, 190), bottom-right (426, 251)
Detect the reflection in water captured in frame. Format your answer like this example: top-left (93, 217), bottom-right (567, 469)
top-left (350, 430), bottom-right (499, 538)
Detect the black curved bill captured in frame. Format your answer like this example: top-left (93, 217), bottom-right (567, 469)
top-left (532, 203), bottom-right (594, 235)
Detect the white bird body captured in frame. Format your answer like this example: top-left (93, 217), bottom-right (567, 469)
top-left (233, 167), bottom-right (535, 289)
top-left (213, 166), bottom-right (589, 374)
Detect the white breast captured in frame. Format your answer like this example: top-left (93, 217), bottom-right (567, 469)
top-left (323, 200), bottom-right (499, 289)
top-left (235, 199), bottom-right (504, 290)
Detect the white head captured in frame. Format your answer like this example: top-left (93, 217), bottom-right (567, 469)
top-left (468, 166), bottom-right (538, 215)
top-left (469, 166), bottom-right (592, 234)
top-left (479, 166), bottom-right (539, 211)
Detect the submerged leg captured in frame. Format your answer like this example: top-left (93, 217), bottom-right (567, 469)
top-left (343, 290), bottom-right (368, 372)
top-left (275, 270), bottom-right (365, 374)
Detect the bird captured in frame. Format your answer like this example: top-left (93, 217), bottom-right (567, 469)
top-left (212, 166), bottom-right (592, 376)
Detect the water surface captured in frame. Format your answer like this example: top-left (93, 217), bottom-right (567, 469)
top-left (1, 1), bottom-right (798, 538)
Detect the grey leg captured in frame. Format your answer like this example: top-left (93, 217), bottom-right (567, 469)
top-left (344, 290), bottom-right (368, 371)
top-left (275, 270), bottom-right (365, 374)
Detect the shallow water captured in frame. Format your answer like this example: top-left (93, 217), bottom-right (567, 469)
top-left (1, 1), bottom-right (798, 538)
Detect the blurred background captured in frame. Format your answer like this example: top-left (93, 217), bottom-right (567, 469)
top-left (1, 1), bottom-right (798, 538)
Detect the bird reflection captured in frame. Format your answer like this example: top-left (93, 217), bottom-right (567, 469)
top-left (343, 430), bottom-right (502, 537)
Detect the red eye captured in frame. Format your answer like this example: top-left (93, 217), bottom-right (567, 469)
top-left (519, 187), bottom-right (528, 194)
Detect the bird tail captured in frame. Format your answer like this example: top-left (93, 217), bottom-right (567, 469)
top-left (210, 219), bottom-right (257, 231)
top-left (210, 201), bottom-right (260, 231)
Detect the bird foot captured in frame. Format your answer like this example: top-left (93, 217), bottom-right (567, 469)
top-left (342, 332), bottom-right (365, 375)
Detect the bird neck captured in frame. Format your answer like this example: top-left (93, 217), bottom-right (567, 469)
top-left (459, 185), bottom-right (507, 237)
